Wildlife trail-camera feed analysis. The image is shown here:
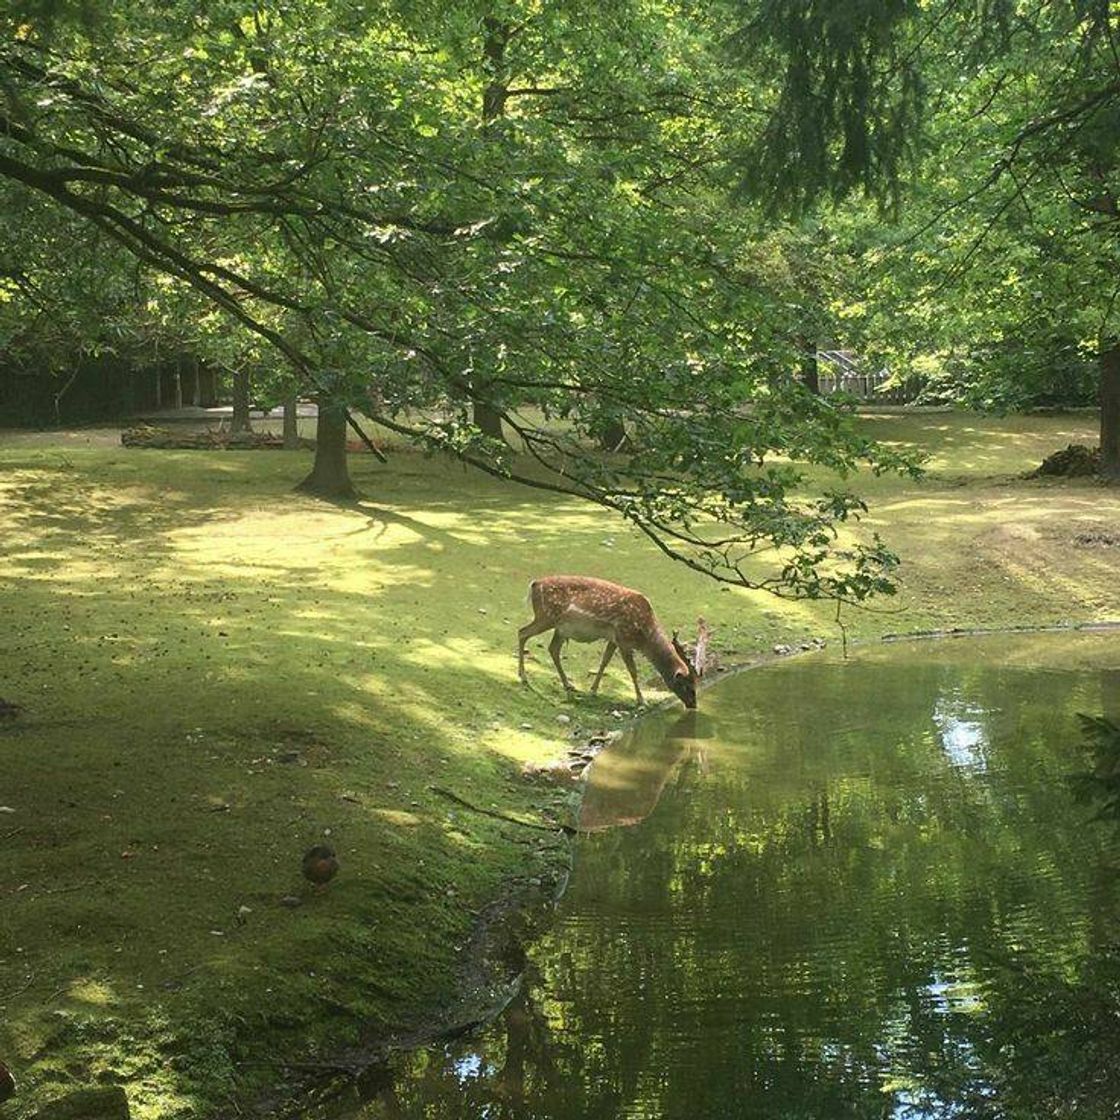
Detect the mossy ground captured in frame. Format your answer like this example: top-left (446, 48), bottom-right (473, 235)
top-left (1, 410), bottom-right (1118, 1118)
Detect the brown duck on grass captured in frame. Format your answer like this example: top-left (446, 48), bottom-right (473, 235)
top-left (302, 844), bottom-right (339, 890)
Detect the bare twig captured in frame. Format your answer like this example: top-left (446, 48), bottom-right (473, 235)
top-left (430, 786), bottom-right (575, 835)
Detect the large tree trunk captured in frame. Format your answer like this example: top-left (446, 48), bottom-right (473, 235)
top-left (282, 395), bottom-right (301, 449)
top-left (473, 399), bottom-right (504, 440)
top-left (297, 401), bottom-right (355, 499)
top-left (1100, 338), bottom-right (1120, 479)
top-left (595, 417), bottom-right (631, 452)
top-left (231, 365), bottom-right (252, 433)
top-left (465, 19), bottom-right (511, 449)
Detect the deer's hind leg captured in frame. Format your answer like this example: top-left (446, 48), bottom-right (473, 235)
top-left (590, 641), bottom-right (617, 694)
top-left (548, 631), bottom-right (576, 692)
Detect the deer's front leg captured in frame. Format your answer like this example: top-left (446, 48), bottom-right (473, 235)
top-left (590, 641), bottom-right (617, 693)
top-left (548, 631), bottom-right (576, 692)
top-left (619, 647), bottom-right (645, 704)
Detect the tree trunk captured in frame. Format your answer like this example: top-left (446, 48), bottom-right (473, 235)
top-left (801, 344), bottom-right (820, 395)
top-left (52, 362), bottom-right (80, 427)
top-left (595, 417), bottom-right (631, 452)
top-left (190, 356), bottom-right (201, 407)
top-left (297, 401), bottom-right (355, 499)
top-left (482, 17), bottom-right (510, 121)
top-left (172, 361), bottom-right (183, 409)
top-left (153, 367), bottom-right (162, 409)
top-left (1100, 338), bottom-right (1120, 479)
top-left (283, 395), bottom-right (301, 449)
top-left (465, 19), bottom-right (511, 449)
top-left (198, 362), bottom-right (215, 407)
top-left (231, 365), bottom-right (252, 432)
top-left (473, 399), bottom-right (504, 441)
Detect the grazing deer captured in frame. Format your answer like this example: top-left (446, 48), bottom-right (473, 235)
top-left (517, 576), bottom-right (703, 708)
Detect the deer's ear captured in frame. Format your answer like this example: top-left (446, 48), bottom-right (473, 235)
top-left (672, 639), bottom-right (699, 683)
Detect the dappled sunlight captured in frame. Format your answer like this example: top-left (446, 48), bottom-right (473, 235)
top-left (334, 642), bottom-right (599, 766)
top-left (1, 549), bottom-right (77, 575)
top-left (401, 637), bottom-right (493, 667)
top-left (65, 978), bottom-right (118, 1007)
top-left (156, 494), bottom-right (613, 597)
top-left (993, 537), bottom-right (1119, 612)
top-left (870, 492), bottom-right (1109, 528)
top-left (372, 809), bottom-right (424, 827)
top-left (736, 593), bottom-right (830, 637)
top-left (856, 411), bottom-right (1100, 479)
top-left (867, 496), bottom-right (975, 516)
top-left (352, 505), bottom-right (508, 547)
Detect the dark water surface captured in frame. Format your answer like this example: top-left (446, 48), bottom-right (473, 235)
top-left (340, 634), bottom-right (1120, 1119)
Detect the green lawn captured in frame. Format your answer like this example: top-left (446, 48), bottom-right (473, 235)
top-left (1, 410), bottom-right (1117, 1118)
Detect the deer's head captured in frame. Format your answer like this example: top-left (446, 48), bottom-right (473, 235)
top-left (670, 632), bottom-right (701, 709)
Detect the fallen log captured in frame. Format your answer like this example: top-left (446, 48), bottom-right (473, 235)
top-left (121, 425), bottom-right (314, 451)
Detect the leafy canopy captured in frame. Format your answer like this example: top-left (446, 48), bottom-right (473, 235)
top-left (0, 0), bottom-right (930, 598)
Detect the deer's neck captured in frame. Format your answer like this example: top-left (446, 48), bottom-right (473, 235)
top-left (642, 627), bottom-right (686, 686)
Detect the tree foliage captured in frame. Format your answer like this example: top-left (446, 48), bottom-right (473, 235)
top-left (0, 0), bottom-right (920, 599)
top-left (820, 2), bottom-right (1119, 424)
top-left (4, 0), bottom-right (1115, 581)
top-left (730, 0), bottom-right (928, 214)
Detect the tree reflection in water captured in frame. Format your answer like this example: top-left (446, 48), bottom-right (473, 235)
top-left (338, 634), bottom-right (1120, 1120)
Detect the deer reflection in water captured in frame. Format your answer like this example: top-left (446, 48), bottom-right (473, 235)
top-left (579, 709), bottom-right (713, 832)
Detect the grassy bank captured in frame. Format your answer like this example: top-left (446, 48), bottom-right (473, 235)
top-left (1, 410), bottom-right (1118, 1118)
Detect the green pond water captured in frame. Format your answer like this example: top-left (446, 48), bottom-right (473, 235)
top-left (339, 633), bottom-right (1120, 1119)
